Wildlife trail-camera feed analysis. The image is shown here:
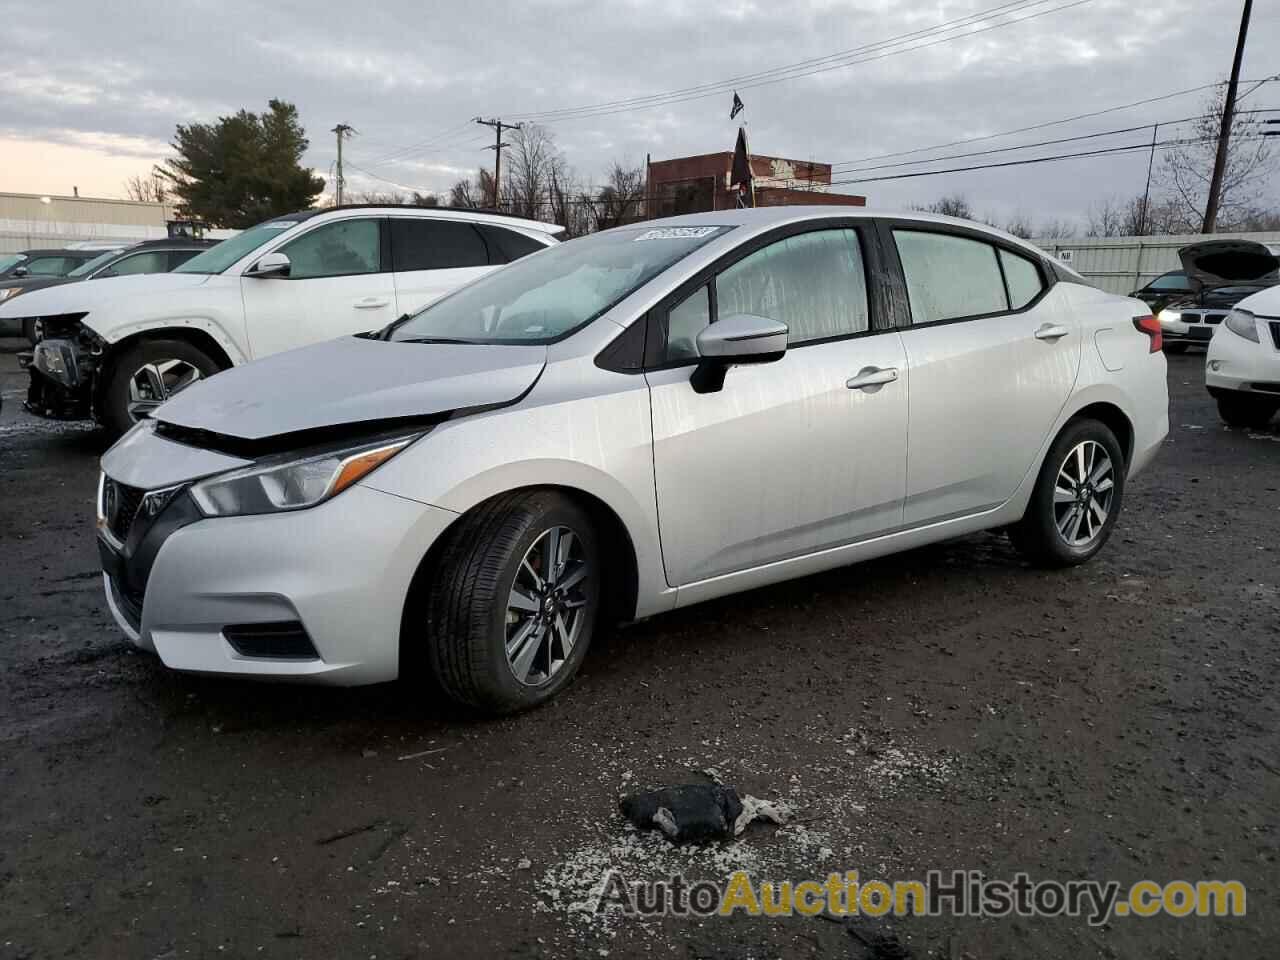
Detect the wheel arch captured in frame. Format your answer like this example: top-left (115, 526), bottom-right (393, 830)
top-left (1064, 400), bottom-right (1134, 466)
top-left (105, 326), bottom-right (238, 372)
top-left (398, 483), bottom-right (642, 679)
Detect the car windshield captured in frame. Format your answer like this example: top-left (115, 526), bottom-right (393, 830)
top-left (68, 250), bottom-right (124, 277)
top-left (174, 219), bottom-right (301, 274)
top-left (389, 225), bottom-right (730, 344)
top-left (0, 253), bottom-right (26, 273)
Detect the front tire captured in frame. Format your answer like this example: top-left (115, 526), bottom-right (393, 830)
top-left (1216, 393), bottom-right (1277, 429)
top-left (1008, 418), bottom-right (1125, 568)
top-left (423, 491), bottom-right (601, 713)
top-left (100, 339), bottom-right (221, 438)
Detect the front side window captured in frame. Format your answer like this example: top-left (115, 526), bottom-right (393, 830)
top-left (389, 225), bottom-right (728, 345)
top-left (390, 219), bottom-right (488, 271)
top-left (999, 248), bottom-right (1044, 310)
top-left (716, 229), bottom-right (869, 344)
top-left (282, 219), bottom-right (381, 279)
top-left (100, 251), bottom-right (170, 277)
top-left (1149, 272), bottom-right (1190, 291)
top-left (68, 250), bottom-right (122, 277)
top-left (894, 230), bottom-right (1007, 324)
top-left (25, 257), bottom-right (75, 276)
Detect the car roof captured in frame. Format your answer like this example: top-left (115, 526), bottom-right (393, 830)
top-left (17, 248), bottom-right (102, 257)
top-left (275, 205), bottom-right (566, 236)
top-left (646, 206), bottom-right (1054, 261)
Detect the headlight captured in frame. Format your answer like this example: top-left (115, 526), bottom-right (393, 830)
top-left (31, 339), bottom-right (80, 387)
top-left (1224, 309), bottom-right (1260, 343)
top-left (190, 435), bottom-right (417, 517)
top-left (1157, 308), bottom-right (1182, 326)
top-left (0, 287), bottom-right (23, 302)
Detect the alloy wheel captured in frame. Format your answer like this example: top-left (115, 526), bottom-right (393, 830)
top-left (126, 359), bottom-right (203, 421)
top-left (1053, 440), bottom-right (1115, 547)
top-left (504, 525), bottom-right (590, 686)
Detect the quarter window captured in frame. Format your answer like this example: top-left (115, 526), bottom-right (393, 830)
top-left (893, 230), bottom-right (1007, 324)
top-left (715, 229), bottom-right (869, 344)
top-left (390, 219), bottom-right (489, 271)
top-left (281, 219), bottom-right (381, 279)
top-left (998, 248), bottom-right (1044, 310)
top-left (478, 225), bottom-right (546, 263)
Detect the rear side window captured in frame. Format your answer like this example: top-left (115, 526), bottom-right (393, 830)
top-left (101, 251), bottom-right (169, 277)
top-left (716, 229), bottom-right (869, 344)
top-left (998, 249), bottom-right (1044, 310)
top-left (478, 225), bottom-right (547, 263)
top-left (282, 219), bottom-right (382, 279)
top-left (391, 219), bottom-right (489, 271)
top-left (893, 230), bottom-right (1007, 324)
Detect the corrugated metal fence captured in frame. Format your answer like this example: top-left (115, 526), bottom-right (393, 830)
top-left (1033, 231), bottom-right (1280, 295)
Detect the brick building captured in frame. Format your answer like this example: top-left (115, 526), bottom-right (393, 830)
top-left (646, 152), bottom-right (865, 217)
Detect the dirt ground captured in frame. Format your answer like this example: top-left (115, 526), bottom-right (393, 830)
top-left (1, 339), bottom-right (1277, 960)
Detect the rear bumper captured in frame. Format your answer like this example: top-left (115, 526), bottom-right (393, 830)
top-left (102, 484), bottom-right (459, 686)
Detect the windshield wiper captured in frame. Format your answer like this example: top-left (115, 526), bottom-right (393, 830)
top-left (396, 336), bottom-right (480, 345)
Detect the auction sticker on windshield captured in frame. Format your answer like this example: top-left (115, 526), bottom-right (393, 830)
top-left (634, 226), bottom-right (723, 241)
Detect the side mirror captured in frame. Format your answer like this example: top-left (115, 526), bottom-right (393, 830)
top-left (690, 313), bottom-right (788, 394)
top-left (13, 266), bottom-right (28, 278)
top-left (245, 251), bottom-right (291, 279)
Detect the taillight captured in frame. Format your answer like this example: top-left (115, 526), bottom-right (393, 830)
top-left (1133, 315), bottom-right (1161, 353)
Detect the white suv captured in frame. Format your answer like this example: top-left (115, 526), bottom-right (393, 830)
top-left (9, 206), bottom-right (563, 435)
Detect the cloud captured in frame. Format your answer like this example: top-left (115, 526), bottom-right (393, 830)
top-left (1, 0), bottom-right (1275, 226)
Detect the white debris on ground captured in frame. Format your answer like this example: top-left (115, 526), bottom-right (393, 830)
top-left (863, 744), bottom-right (955, 788)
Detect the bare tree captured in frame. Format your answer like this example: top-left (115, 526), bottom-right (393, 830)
top-left (1003, 212), bottom-right (1034, 239)
top-left (1085, 197), bottom-right (1125, 237)
top-left (1159, 85), bottom-right (1276, 231)
top-left (1036, 218), bottom-right (1077, 240)
top-left (585, 161), bottom-right (647, 232)
top-left (505, 124), bottom-right (560, 220)
top-left (124, 174), bottom-right (167, 203)
top-left (916, 194), bottom-right (974, 220)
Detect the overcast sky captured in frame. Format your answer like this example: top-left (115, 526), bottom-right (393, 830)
top-left (1, 0), bottom-right (1276, 228)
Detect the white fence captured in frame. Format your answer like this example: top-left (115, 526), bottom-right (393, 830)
top-left (1033, 231), bottom-right (1280, 296)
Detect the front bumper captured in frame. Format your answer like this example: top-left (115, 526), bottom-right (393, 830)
top-left (99, 481), bottom-right (458, 686)
top-left (1205, 316), bottom-right (1280, 397)
top-left (1157, 314), bottom-right (1219, 344)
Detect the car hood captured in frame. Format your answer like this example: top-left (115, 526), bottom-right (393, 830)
top-left (0, 275), bottom-right (75, 296)
top-left (1236, 285), bottom-right (1280, 316)
top-left (153, 335), bottom-right (547, 442)
top-left (1178, 239), bottom-right (1279, 286)
top-left (0, 271), bottom-right (211, 320)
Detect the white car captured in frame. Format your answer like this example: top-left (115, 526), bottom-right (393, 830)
top-left (9, 206), bottom-right (563, 435)
top-left (1206, 285), bottom-right (1280, 427)
top-left (96, 208), bottom-right (1169, 713)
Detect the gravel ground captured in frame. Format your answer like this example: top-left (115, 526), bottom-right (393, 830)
top-left (1, 339), bottom-right (1277, 960)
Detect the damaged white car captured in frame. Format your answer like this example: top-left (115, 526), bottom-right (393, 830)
top-left (8, 205), bottom-right (562, 436)
top-left (96, 209), bottom-right (1169, 713)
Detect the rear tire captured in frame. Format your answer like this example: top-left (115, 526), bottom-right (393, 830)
top-left (1216, 393), bottom-right (1277, 429)
top-left (100, 338), bottom-right (221, 439)
top-left (1008, 418), bottom-right (1126, 568)
top-left (422, 491), bottom-right (601, 713)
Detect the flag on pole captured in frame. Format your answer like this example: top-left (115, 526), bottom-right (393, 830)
top-left (729, 92), bottom-right (745, 120)
top-left (730, 126), bottom-right (754, 208)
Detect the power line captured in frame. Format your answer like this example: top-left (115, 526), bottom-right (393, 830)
top-left (365, 119), bottom-right (483, 167)
top-left (512, 0), bottom-right (1094, 124)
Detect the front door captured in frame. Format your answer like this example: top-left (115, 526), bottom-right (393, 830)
top-left (242, 216), bottom-right (397, 359)
top-left (647, 227), bottom-right (909, 586)
top-left (885, 225), bottom-right (1080, 525)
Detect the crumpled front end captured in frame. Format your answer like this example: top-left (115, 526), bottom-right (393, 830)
top-left (19, 313), bottom-right (103, 420)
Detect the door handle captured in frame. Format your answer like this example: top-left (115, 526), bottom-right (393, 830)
top-left (1034, 323), bottom-right (1070, 341)
top-left (354, 297), bottom-right (391, 309)
top-left (846, 366), bottom-right (899, 390)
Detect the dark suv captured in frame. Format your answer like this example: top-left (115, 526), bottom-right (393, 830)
top-left (0, 248), bottom-right (106, 281)
top-left (0, 239), bottom-right (216, 343)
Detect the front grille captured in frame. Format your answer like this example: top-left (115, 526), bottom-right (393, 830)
top-left (223, 622), bottom-right (319, 660)
top-left (104, 478), bottom-right (145, 541)
top-left (1270, 322), bottom-right (1280, 350)
top-left (1204, 313), bottom-right (1225, 325)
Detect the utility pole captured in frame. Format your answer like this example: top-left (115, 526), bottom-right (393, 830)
top-left (475, 117), bottom-right (522, 208)
top-left (1202, 0), bottom-right (1252, 233)
top-left (332, 123), bottom-right (354, 206)
top-left (1139, 122), bottom-right (1159, 236)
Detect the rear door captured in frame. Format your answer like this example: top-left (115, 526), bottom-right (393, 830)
top-left (241, 216), bottom-right (396, 358)
top-left (388, 217), bottom-right (495, 315)
top-left (647, 224), bottom-right (908, 586)
top-left (881, 222), bottom-right (1080, 525)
